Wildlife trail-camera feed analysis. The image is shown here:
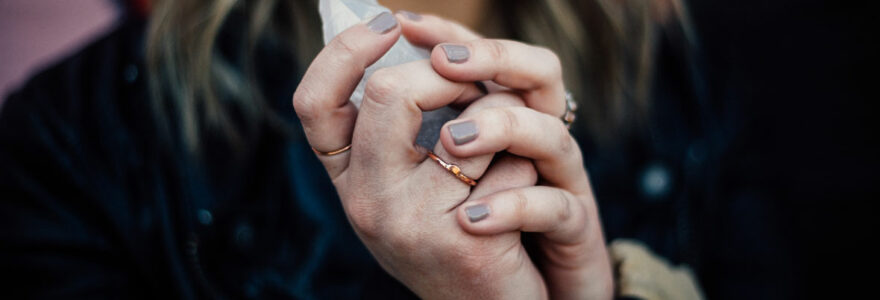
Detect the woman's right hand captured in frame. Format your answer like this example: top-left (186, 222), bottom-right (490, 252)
top-left (292, 12), bottom-right (547, 298)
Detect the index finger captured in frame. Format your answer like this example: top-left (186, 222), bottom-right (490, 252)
top-left (440, 106), bottom-right (590, 194)
top-left (431, 39), bottom-right (567, 117)
top-left (293, 12), bottom-right (401, 178)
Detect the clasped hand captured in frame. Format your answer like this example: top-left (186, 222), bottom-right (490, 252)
top-left (293, 12), bottom-right (612, 299)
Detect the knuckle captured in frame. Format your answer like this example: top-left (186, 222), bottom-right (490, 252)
top-left (344, 200), bottom-right (384, 238)
top-left (555, 191), bottom-right (589, 239)
top-left (292, 87), bottom-right (321, 123)
top-left (555, 189), bottom-right (573, 222)
top-left (364, 68), bottom-right (402, 106)
top-left (327, 36), bottom-right (359, 67)
top-left (511, 189), bottom-right (530, 223)
top-left (557, 129), bottom-right (576, 155)
top-left (482, 39), bottom-right (508, 61)
top-left (496, 108), bottom-right (520, 139)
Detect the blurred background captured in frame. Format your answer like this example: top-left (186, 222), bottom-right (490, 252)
top-left (0, 1), bottom-right (119, 100)
top-left (0, 0), bottom-right (877, 299)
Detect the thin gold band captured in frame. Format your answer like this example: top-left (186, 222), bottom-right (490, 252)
top-left (426, 151), bottom-right (477, 186)
top-left (312, 144), bottom-right (352, 156)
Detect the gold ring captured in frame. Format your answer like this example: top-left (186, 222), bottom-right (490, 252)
top-left (561, 90), bottom-right (577, 130)
top-left (312, 144), bottom-right (351, 156)
top-left (426, 151), bottom-right (477, 186)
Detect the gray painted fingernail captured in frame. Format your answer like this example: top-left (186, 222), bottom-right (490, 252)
top-left (367, 12), bottom-right (398, 34)
top-left (441, 44), bottom-right (470, 63)
top-left (465, 205), bottom-right (490, 223)
top-left (449, 120), bottom-right (478, 145)
top-left (399, 10), bottom-right (422, 21)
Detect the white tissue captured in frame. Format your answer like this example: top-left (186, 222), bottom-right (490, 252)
top-left (319, 0), bottom-right (429, 108)
top-left (319, 0), bottom-right (460, 147)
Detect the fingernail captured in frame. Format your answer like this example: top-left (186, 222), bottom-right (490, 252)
top-left (449, 120), bottom-right (478, 145)
top-left (441, 44), bottom-right (470, 63)
top-left (367, 12), bottom-right (398, 34)
top-left (398, 10), bottom-right (422, 21)
top-left (465, 204), bottom-right (490, 223)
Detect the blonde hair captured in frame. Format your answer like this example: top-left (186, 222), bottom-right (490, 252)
top-left (146, 0), bottom-right (692, 154)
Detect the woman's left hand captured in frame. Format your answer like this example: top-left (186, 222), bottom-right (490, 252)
top-left (399, 13), bottom-right (614, 299)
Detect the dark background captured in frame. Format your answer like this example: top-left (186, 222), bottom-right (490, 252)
top-left (688, 0), bottom-right (878, 298)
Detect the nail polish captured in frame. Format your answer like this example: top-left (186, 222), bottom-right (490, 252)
top-left (399, 10), bottom-right (422, 21)
top-left (465, 205), bottom-right (490, 223)
top-left (367, 12), bottom-right (398, 34)
top-left (449, 120), bottom-right (478, 145)
top-left (441, 44), bottom-right (470, 63)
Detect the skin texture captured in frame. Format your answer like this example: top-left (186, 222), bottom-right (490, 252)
top-left (402, 14), bottom-right (613, 298)
top-left (293, 13), bottom-right (612, 299)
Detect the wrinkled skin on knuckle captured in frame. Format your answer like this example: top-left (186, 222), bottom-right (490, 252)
top-left (497, 108), bottom-right (520, 142)
top-left (292, 87), bottom-right (322, 123)
top-left (327, 36), bottom-right (359, 68)
top-left (569, 202), bottom-right (590, 243)
top-left (342, 185), bottom-right (400, 240)
top-left (557, 127), bottom-right (576, 155)
top-left (482, 39), bottom-right (509, 63)
top-left (343, 197), bottom-right (386, 239)
top-left (293, 37), bottom-right (361, 122)
top-left (511, 189), bottom-right (531, 226)
top-left (559, 133), bottom-right (586, 169)
top-left (363, 68), bottom-right (404, 107)
top-left (553, 190), bottom-right (574, 228)
top-left (547, 195), bottom-right (592, 249)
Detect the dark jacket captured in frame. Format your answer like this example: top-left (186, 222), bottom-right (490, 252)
top-left (0, 20), bottom-right (414, 298)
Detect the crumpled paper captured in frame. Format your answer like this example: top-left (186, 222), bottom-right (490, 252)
top-left (319, 0), bottom-right (459, 148)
